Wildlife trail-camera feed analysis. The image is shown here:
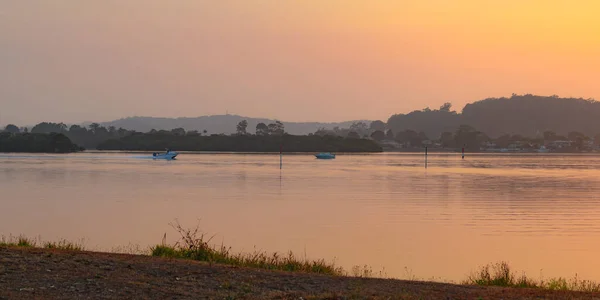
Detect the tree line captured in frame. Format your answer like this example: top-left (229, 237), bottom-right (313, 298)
top-left (0, 132), bottom-right (81, 153)
top-left (1, 120), bottom-right (382, 153)
top-left (97, 133), bottom-right (382, 152)
top-left (6, 94), bottom-right (600, 152)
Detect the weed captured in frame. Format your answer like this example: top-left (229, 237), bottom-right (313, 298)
top-left (44, 239), bottom-right (84, 251)
top-left (465, 261), bottom-right (600, 292)
top-left (150, 220), bottom-right (344, 275)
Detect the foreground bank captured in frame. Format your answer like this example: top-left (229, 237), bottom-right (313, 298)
top-left (1, 247), bottom-right (598, 300)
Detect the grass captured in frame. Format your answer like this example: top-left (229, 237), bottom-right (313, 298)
top-left (5, 230), bottom-right (600, 293)
top-left (464, 261), bottom-right (600, 292)
top-left (0, 235), bottom-right (36, 248)
top-left (0, 235), bottom-right (84, 251)
top-left (150, 220), bottom-right (345, 276)
top-left (43, 239), bottom-right (85, 251)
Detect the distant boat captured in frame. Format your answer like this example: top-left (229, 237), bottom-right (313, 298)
top-left (538, 146), bottom-right (550, 153)
top-left (152, 149), bottom-right (178, 160)
top-left (315, 152), bottom-right (336, 159)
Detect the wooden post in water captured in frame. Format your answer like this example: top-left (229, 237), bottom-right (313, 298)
top-left (279, 144), bottom-right (283, 169)
top-left (425, 146), bottom-right (428, 168)
top-left (462, 145), bottom-right (465, 159)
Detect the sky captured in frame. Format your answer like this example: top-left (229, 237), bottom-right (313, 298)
top-left (1, 0), bottom-right (600, 126)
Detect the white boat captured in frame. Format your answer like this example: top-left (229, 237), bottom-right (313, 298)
top-left (538, 146), bottom-right (550, 153)
top-left (152, 150), bottom-right (178, 160)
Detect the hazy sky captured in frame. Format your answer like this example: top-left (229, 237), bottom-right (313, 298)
top-left (2, 1), bottom-right (600, 126)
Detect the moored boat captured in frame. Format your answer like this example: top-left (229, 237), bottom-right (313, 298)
top-left (315, 152), bottom-right (335, 159)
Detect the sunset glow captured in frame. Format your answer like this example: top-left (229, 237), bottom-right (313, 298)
top-left (2, 0), bottom-right (600, 124)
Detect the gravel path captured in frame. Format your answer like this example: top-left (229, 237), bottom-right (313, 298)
top-left (1, 247), bottom-right (599, 299)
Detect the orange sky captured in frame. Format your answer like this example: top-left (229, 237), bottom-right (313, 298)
top-left (1, 0), bottom-right (600, 125)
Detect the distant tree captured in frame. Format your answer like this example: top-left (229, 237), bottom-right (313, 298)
top-left (68, 125), bottom-right (88, 139)
top-left (454, 125), bottom-right (487, 151)
top-left (256, 123), bottom-right (269, 136)
top-left (369, 120), bottom-right (386, 132)
top-left (440, 131), bottom-right (454, 148)
top-left (0, 132), bottom-right (81, 153)
top-left (439, 102), bottom-right (452, 112)
top-left (171, 128), bottom-right (186, 136)
top-left (370, 130), bottom-right (385, 141)
top-left (267, 121), bottom-right (285, 136)
top-left (108, 126), bottom-right (117, 135)
top-left (568, 131), bottom-right (587, 150)
top-left (21, 127), bottom-right (29, 133)
top-left (350, 122), bottom-right (369, 135)
top-left (96, 134), bottom-right (383, 152)
top-left (568, 131), bottom-right (586, 141)
top-left (236, 120), bottom-right (248, 135)
top-left (203, 130), bottom-right (208, 135)
top-left (117, 127), bottom-right (129, 137)
top-left (187, 130), bottom-right (200, 136)
top-left (31, 122), bottom-right (67, 134)
top-left (4, 124), bottom-right (19, 133)
top-left (88, 123), bottom-right (100, 133)
top-left (495, 134), bottom-right (511, 148)
top-left (314, 127), bottom-right (328, 136)
top-left (386, 129), bottom-right (394, 140)
top-left (395, 130), bottom-right (422, 147)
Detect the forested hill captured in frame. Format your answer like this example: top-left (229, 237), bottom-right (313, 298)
top-left (387, 95), bottom-right (600, 139)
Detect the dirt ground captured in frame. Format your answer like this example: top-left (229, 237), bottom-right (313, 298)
top-left (1, 247), bottom-right (599, 299)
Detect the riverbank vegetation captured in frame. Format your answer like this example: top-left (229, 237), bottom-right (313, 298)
top-left (465, 261), bottom-right (600, 292)
top-left (0, 132), bottom-right (82, 153)
top-left (2, 230), bottom-right (600, 293)
top-left (150, 222), bottom-right (344, 275)
top-left (0, 235), bottom-right (84, 251)
top-left (97, 132), bottom-right (382, 152)
top-left (6, 94), bottom-right (600, 153)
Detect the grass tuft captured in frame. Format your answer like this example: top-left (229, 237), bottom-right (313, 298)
top-left (465, 261), bottom-right (600, 292)
top-left (150, 220), bottom-right (344, 276)
top-left (0, 235), bottom-right (37, 248)
top-left (44, 239), bottom-right (85, 251)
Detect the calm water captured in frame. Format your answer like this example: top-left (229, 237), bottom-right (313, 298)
top-left (2, 152), bottom-right (600, 281)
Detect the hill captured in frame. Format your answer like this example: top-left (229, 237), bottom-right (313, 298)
top-left (95, 115), bottom-right (370, 136)
top-left (387, 94), bottom-right (600, 139)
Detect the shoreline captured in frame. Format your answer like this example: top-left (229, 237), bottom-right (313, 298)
top-left (2, 247), bottom-right (599, 299)
top-left (3, 232), bottom-right (600, 298)
top-left (2, 149), bottom-right (600, 155)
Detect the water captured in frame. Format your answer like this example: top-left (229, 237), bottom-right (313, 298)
top-left (2, 152), bottom-right (600, 281)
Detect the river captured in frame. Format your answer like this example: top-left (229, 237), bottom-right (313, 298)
top-left (1, 152), bottom-right (600, 281)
